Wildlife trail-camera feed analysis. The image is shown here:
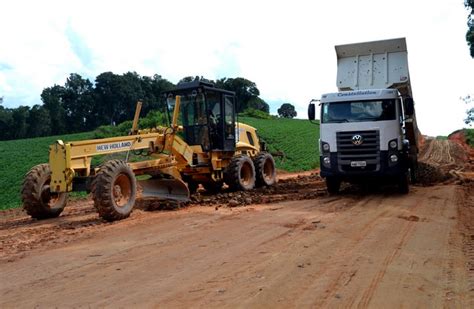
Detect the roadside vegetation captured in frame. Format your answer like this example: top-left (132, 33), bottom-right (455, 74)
top-left (465, 128), bottom-right (474, 147)
top-left (239, 116), bottom-right (319, 172)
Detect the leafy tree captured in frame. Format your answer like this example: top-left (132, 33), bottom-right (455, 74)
top-left (11, 106), bottom-right (30, 139)
top-left (27, 105), bottom-right (51, 137)
top-left (63, 73), bottom-right (95, 132)
top-left (94, 72), bottom-right (126, 125)
top-left (462, 94), bottom-right (474, 125)
top-left (94, 71), bottom-right (166, 126)
top-left (177, 76), bottom-right (198, 85)
top-left (247, 97), bottom-right (270, 113)
top-left (0, 105), bottom-right (13, 140)
top-left (41, 85), bottom-right (66, 135)
top-left (147, 74), bottom-right (174, 111)
top-left (215, 77), bottom-right (260, 112)
top-left (466, 0), bottom-right (474, 57)
top-left (278, 103), bottom-right (297, 118)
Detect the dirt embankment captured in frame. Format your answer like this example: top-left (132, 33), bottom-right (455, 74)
top-left (416, 137), bottom-right (474, 185)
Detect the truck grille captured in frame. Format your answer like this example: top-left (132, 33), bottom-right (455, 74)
top-left (336, 130), bottom-right (380, 172)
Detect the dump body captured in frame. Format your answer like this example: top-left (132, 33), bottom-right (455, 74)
top-left (335, 38), bottom-right (419, 152)
top-left (336, 38), bottom-right (412, 97)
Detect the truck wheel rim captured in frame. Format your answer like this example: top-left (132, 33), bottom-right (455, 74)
top-left (113, 174), bottom-right (132, 207)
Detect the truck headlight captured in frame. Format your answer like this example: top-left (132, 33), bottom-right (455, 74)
top-left (390, 154), bottom-right (398, 162)
top-left (322, 143), bottom-right (330, 152)
top-left (323, 156), bottom-right (331, 165)
top-left (389, 140), bottom-right (397, 149)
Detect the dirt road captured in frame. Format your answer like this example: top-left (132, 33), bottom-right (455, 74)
top-left (1, 139), bottom-right (473, 307)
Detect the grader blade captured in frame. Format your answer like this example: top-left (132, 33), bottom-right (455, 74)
top-left (138, 178), bottom-right (190, 202)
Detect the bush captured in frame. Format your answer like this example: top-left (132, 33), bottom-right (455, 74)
top-left (93, 111), bottom-right (167, 138)
top-left (465, 129), bottom-right (474, 147)
top-left (239, 108), bottom-right (275, 120)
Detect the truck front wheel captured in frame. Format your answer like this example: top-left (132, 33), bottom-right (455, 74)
top-left (326, 177), bottom-right (341, 194)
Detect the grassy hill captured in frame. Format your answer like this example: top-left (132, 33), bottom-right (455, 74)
top-left (0, 132), bottom-right (95, 210)
top-left (0, 117), bottom-right (319, 210)
top-left (239, 117), bottom-right (319, 171)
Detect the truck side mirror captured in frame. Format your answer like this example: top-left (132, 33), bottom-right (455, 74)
top-left (404, 98), bottom-right (414, 116)
top-left (308, 103), bottom-right (316, 120)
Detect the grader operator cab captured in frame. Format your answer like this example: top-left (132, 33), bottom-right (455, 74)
top-left (21, 81), bottom-right (277, 222)
top-left (168, 81), bottom-right (237, 153)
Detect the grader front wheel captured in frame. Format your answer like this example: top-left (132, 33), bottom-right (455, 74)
top-left (22, 164), bottom-right (68, 219)
top-left (92, 160), bottom-right (137, 222)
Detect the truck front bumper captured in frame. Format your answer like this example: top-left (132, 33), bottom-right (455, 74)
top-left (320, 151), bottom-right (409, 181)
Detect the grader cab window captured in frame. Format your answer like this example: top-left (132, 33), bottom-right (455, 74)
top-left (164, 81), bottom-right (236, 152)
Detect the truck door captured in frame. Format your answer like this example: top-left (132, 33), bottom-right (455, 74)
top-left (222, 95), bottom-right (236, 151)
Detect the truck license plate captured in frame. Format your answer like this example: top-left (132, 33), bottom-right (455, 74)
top-left (351, 161), bottom-right (367, 167)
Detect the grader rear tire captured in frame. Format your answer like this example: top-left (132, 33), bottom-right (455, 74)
top-left (225, 155), bottom-right (256, 191)
top-left (254, 152), bottom-right (276, 187)
top-left (92, 160), bottom-right (137, 222)
top-left (21, 164), bottom-right (68, 219)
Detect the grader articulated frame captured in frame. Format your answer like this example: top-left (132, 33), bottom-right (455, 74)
top-left (22, 82), bottom-right (277, 221)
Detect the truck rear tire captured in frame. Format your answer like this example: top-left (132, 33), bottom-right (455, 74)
top-left (22, 164), bottom-right (68, 219)
top-left (326, 177), bottom-right (341, 194)
top-left (254, 152), bottom-right (277, 187)
top-left (225, 155), bottom-right (256, 191)
top-left (92, 160), bottom-right (137, 221)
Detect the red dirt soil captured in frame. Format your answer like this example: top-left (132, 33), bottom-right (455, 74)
top-left (1, 137), bottom-right (473, 307)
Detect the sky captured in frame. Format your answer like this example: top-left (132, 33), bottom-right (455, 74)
top-left (0, 0), bottom-right (473, 136)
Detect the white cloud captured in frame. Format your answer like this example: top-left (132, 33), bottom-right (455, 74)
top-left (0, 0), bottom-right (472, 136)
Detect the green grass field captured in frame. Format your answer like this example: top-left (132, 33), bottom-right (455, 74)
top-left (239, 117), bottom-right (320, 171)
top-left (0, 132), bottom-right (95, 210)
top-left (0, 117), bottom-right (319, 210)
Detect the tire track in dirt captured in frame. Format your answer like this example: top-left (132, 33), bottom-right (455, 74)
top-left (356, 215), bottom-right (417, 308)
top-left (268, 195), bottom-right (394, 308)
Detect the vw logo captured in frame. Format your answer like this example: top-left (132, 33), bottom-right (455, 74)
top-left (352, 134), bottom-right (363, 145)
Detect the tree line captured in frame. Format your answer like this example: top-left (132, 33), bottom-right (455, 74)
top-left (0, 73), bottom-right (271, 141)
top-left (466, 0), bottom-right (474, 57)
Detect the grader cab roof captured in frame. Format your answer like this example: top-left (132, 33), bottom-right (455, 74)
top-left (164, 81), bottom-right (235, 97)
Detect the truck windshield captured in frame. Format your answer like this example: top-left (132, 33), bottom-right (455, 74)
top-left (321, 100), bottom-right (396, 123)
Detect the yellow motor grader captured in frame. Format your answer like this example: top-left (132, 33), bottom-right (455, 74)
top-left (22, 81), bottom-right (276, 221)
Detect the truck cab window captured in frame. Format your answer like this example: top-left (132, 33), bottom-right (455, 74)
top-left (322, 100), bottom-right (396, 123)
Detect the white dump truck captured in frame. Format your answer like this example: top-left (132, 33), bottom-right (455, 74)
top-left (308, 38), bottom-right (419, 193)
